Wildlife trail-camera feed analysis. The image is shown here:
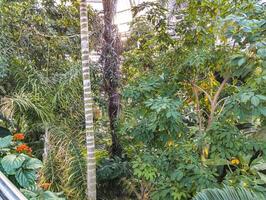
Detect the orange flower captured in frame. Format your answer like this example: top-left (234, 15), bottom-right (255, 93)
top-left (16, 144), bottom-right (32, 155)
top-left (40, 183), bottom-right (51, 190)
top-left (13, 133), bottom-right (25, 141)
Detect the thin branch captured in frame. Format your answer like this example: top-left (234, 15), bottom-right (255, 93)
top-left (201, 109), bottom-right (210, 118)
top-left (191, 83), bottom-right (212, 104)
top-left (207, 75), bottom-right (230, 128)
top-left (212, 76), bottom-right (230, 111)
top-left (216, 99), bottom-right (227, 117)
top-left (216, 96), bottom-right (229, 107)
top-left (191, 83), bottom-right (203, 131)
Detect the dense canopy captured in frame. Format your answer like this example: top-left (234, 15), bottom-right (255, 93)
top-left (0, 0), bottom-right (265, 200)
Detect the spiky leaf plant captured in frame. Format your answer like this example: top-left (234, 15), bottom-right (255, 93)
top-left (193, 186), bottom-right (265, 200)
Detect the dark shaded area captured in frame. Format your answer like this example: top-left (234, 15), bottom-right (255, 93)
top-left (0, 127), bottom-right (11, 138)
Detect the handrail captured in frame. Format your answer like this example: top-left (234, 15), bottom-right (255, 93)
top-left (0, 171), bottom-right (27, 200)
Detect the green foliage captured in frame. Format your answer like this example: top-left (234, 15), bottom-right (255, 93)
top-left (96, 156), bottom-right (131, 200)
top-left (0, 1), bottom-right (102, 199)
top-left (0, 134), bottom-right (63, 199)
top-left (132, 156), bottom-right (157, 181)
top-left (1, 0), bottom-right (266, 199)
top-left (42, 126), bottom-right (87, 200)
top-left (97, 157), bottom-right (130, 181)
top-left (207, 122), bottom-right (251, 159)
top-left (120, 0), bottom-right (266, 199)
top-left (0, 135), bottom-right (12, 148)
top-left (0, 136), bottom-right (41, 188)
top-left (193, 186), bottom-right (263, 200)
top-left (22, 185), bottom-right (65, 200)
top-left (129, 145), bottom-right (218, 200)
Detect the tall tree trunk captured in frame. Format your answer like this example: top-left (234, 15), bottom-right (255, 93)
top-left (102, 0), bottom-right (122, 157)
top-left (79, 1), bottom-right (96, 199)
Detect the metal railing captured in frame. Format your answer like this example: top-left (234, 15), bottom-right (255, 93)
top-left (0, 171), bottom-right (27, 200)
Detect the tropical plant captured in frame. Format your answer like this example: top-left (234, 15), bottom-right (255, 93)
top-left (0, 0), bottom-right (102, 199)
top-left (1, 0), bottom-right (266, 199)
top-left (0, 133), bottom-right (64, 199)
top-left (119, 0), bottom-right (266, 199)
top-left (22, 186), bottom-right (65, 200)
top-left (193, 186), bottom-right (264, 200)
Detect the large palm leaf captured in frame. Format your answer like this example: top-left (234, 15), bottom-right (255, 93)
top-left (0, 91), bottom-right (51, 122)
top-left (193, 186), bottom-right (265, 200)
top-left (42, 124), bottom-right (87, 200)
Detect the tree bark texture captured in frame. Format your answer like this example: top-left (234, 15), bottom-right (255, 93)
top-left (102, 0), bottom-right (122, 157)
top-left (80, 1), bottom-right (96, 199)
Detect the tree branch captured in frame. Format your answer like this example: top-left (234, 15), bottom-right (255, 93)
top-left (191, 84), bottom-right (203, 131)
top-left (207, 75), bottom-right (230, 128)
top-left (191, 83), bottom-right (212, 104)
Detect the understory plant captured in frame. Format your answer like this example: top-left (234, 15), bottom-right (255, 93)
top-left (0, 133), bottom-right (64, 199)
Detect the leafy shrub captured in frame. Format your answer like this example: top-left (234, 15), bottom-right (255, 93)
top-left (120, 1), bottom-right (266, 199)
top-left (0, 133), bottom-right (64, 199)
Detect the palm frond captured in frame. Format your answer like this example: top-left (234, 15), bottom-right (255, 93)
top-left (42, 124), bottom-right (87, 199)
top-left (52, 64), bottom-right (82, 108)
top-left (193, 186), bottom-right (265, 200)
top-left (0, 91), bottom-right (52, 122)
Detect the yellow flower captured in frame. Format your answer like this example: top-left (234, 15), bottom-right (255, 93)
top-left (203, 147), bottom-right (209, 158)
top-left (167, 140), bottom-right (174, 147)
top-left (230, 158), bottom-right (240, 165)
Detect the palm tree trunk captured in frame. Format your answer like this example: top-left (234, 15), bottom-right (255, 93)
top-left (79, 1), bottom-right (96, 199)
top-left (102, 0), bottom-right (122, 157)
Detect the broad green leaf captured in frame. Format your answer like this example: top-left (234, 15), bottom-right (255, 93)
top-left (258, 172), bottom-right (266, 183)
top-left (15, 168), bottom-right (36, 188)
top-left (256, 95), bottom-right (266, 101)
top-left (262, 61), bottom-right (266, 68)
top-left (252, 163), bottom-right (266, 171)
top-left (0, 135), bottom-right (12, 148)
top-left (21, 189), bottom-right (38, 198)
top-left (24, 158), bottom-right (42, 170)
top-left (251, 96), bottom-right (260, 106)
top-left (238, 57), bottom-right (246, 66)
top-left (257, 48), bottom-right (266, 59)
top-left (240, 93), bottom-right (252, 103)
top-left (260, 108), bottom-right (266, 116)
top-left (1, 154), bottom-right (25, 174)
